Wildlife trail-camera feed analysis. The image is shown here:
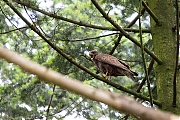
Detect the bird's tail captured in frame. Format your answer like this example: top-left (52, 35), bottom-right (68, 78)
top-left (117, 69), bottom-right (137, 81)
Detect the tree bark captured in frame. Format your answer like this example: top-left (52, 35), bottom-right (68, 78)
top-left (149, 0), bottom-right (180, 113)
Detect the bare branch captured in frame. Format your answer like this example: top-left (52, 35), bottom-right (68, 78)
top-left (60, 33), bottom-right (119, 42)
top-left (0, 46), bottom-right (179, 120)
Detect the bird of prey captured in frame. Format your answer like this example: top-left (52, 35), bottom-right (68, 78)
top-left (89, 50), bottom-right (138, 81)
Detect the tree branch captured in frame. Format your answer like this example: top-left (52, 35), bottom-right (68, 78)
top-left (109, 34), bottom-right (122, 55)
top-left (136, 59), bottom-right (154, 93)
top-left (0, 46), bottom-right (179, 120)
top-left (60, 32), bottom-right (119, 42)
top-left (172, 0), bottom-right (179, 107)
top-left (142, 1), bottom-right (161, 26)
top-left (0, 26), bottom-right (29, 34)
top-left (139, 0), bottom-right (153, 107)
top-left (46, 85), bottom-right (56, 120)
top-left (91, 0), bottom-right (162, 65)
top-left (109, 8), bottom-right (146, 55)
top-left (126, 8), bottom-right (146, 28)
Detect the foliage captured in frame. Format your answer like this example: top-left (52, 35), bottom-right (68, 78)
top-left (0, 0), bottom-right (158, 119)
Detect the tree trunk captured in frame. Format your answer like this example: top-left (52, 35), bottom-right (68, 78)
top-left (149, 0), bottom-right (180, 113)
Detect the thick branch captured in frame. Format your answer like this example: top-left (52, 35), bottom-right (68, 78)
top-left (3, 0), bottom-right (161, 105)
top-left (91, 0), bottom-right (162, 65)
top-left (0, 46), bottom-right (179, 120)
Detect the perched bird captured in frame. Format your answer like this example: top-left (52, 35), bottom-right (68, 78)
top-left (89, 50), bottom-right (138, 81)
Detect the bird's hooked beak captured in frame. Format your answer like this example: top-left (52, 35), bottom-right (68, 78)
top-left (89, 52), bottom-right (94, 58)
top-left (89, 50), bottom-right (98, 59)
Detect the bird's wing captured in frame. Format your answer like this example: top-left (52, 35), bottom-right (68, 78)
top-left (95, 53), bottom-right (130, 71)
top-left (118, 59), bottom-right (130, 69)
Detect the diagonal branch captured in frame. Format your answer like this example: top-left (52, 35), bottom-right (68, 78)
top-left (109, 34), bottom-right (122, 55)
top-left (136, 59), bottom-right (154, 93)
top-left (109, 8), bottom-right (146, 55)
top-left (142, 1), bottom-right (161, 26)
top-left (3, 0), bottom-right (161, 106)
top-left (91, 0), bottom-right (162, 65)
top-left (126, 8), bottom-right (146, 28)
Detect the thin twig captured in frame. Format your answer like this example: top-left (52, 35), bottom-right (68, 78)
top-left (0, 26), bottom-right (29, 34)
top-left (172, 0), bottom-right (179, 107)
top-left (136, 59), bottom-right (154, 93)
top-left (127, 8), bottom-right (146, 28)
top-left (60, 32), bottom-right (119, 42)
top-left (109, 34), bottom-right (122, 55)
top-left (46, 85), bottom-right (56, 120)
top-left (125, 62), bottom-right (155, 120)
top-left (139, 0), bottom-right (153, 107)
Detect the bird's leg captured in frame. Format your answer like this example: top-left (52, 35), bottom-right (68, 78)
top-left (105, 71), bottom-right (108, 79)
top-left (101, 71), bottom-right (108, 79)
top-left (104, 71), bottom-right (111, 80)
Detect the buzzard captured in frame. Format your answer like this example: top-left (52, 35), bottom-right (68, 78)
top-left (89, 50), bottom-right (138, 81)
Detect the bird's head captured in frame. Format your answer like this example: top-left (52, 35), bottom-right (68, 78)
top-left (89, 50), bottom-right (98, 58)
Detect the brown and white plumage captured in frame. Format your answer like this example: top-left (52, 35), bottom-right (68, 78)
top-left (89, 50), bottom-right (138, 81)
